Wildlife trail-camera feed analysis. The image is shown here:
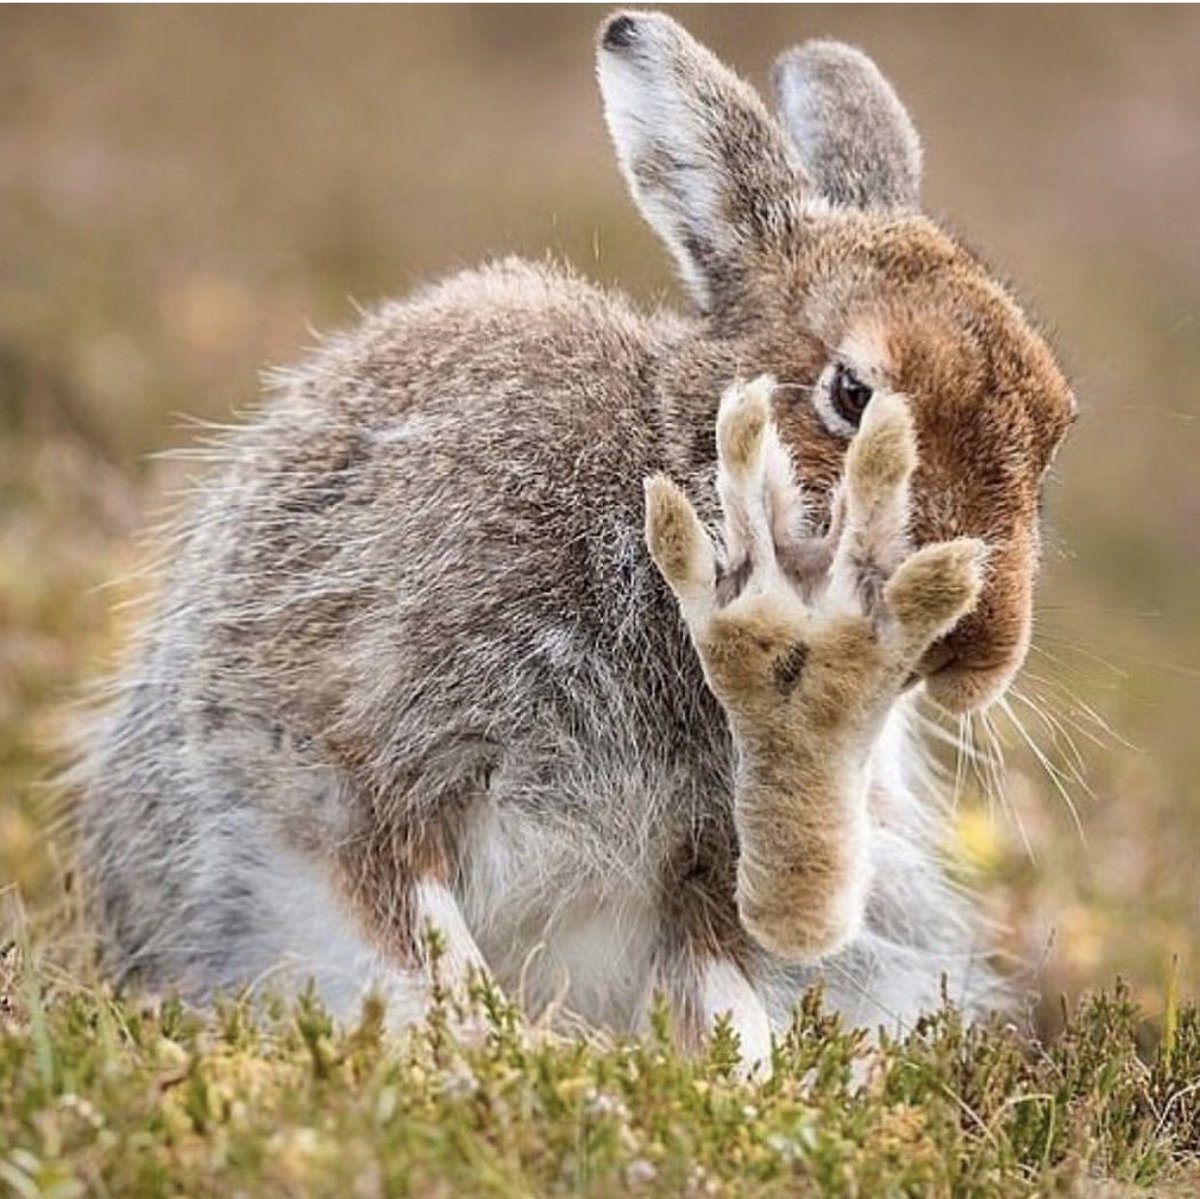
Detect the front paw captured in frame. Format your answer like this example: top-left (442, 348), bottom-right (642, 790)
top-left (645, 378), bottom-right (986, 735)
top-left (645, 378), bottom-right (986, 963)
top-left (647, 377), bottom-right (818, 720)
top-left (818, 390), bottom-right (988, 711)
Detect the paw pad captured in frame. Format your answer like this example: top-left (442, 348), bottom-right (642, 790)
top-left (772, 643), bottom-right (810, 694)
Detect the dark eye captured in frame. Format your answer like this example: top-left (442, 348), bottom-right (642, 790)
top-left (830, 363), bottom-right (873, 427)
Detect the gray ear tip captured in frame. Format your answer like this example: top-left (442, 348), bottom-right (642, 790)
top-left (772, 37), bottom-right (923, 212)
top-left (777, 38), bottom-right (868, 63)
top-left (772, 39), bottom-right (889, 95)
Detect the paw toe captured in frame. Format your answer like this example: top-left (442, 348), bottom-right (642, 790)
top-left (717, 376), bottom-right (776, 480)
top-left (644, 474), bottom-right (712, 592)
top-left (884, 537), bottom-right (987, 640)
top-left (846, 392), bottom-right (917, 503)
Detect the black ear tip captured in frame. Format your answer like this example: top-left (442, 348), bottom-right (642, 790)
top-left (601, 14), bottom-right (638, 51)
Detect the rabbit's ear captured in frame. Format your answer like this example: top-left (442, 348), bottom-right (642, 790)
top-left (772, 41), bottom-right (922, 212)
top-left (597, 11), bottom-right (802, 313)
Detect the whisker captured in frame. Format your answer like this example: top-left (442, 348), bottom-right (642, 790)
top-left (979, 709), bottom-right (1036, 863)
top-left (1068, 692), bottom-right (1141, 754)
top-left (1023, 667), bottom-right (1141, 754)
top-left (999, 696), bottom-right (1087, 846)
top-left (958, 713), bottom-right (988, 804)
top-left (953, 713), bottom-right (969, 811)
top-left (980, 713), bottom-right (1009, 809)
top-left (1027, 638), bottom-right (1130, 682)
top-left (1021, 674), bottom-right (1101, 732)
top-left (958, 712), bottom-right (1024, 860)
top-left (967, 714), bottom-right (999, 812)
top-left (1022, 638), bottom-right (1141, 754)
top-left (1009, 685), bottom-right (1094, 797)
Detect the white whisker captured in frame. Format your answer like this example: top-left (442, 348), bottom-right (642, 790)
top-left (1009, 685), bottom-right (1094, 799)
top-left (998, 696), bottom-right (1087, 846)
top-left (979, 709), bottom-right (1036, 863)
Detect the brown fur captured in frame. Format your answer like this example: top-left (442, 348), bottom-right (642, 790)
top-left (655, 212), bottom-right (1074, 711)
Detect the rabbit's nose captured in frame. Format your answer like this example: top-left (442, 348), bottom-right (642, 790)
top-left (921, 592), bottom-right (1025, 713)
top-left (923, 635), bottom-right (1025, 713)
top-left (915, 531), bottom-right (1034, 713)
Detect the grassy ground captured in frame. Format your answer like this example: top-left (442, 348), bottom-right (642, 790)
top-left (1, 6), bottom-right (1199, 1194)
top-left (2, 948), bottom-right (1199, 1198)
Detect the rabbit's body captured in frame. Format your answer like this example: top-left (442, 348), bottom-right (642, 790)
top-left (85, 259), bottom-right (983, 1033)
top-left (82, 14), bottom-right (1074, 1059)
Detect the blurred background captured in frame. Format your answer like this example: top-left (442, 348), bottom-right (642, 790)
top-left (1, 6), bottom-right (1197, 1034)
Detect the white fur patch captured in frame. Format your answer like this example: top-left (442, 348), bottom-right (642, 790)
top-left (261, 845), bottom-right (425, 1028)
top-left (253, 850), bottom-right (485, 1029)
top-left (460, 800), bottom-right (660, 1032)
top-left (701, 958), bottom-right (773, 1071)
top-left (414, 878), bottom-right (487, 986)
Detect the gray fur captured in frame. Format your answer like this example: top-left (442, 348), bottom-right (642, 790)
top-left (81, 259), bottom-right (995, 1030)
top-left (596, 10), bottom-right (804, 311)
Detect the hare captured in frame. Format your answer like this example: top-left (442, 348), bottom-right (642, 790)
top-left (79, 11), bottom-right (1075, 1064)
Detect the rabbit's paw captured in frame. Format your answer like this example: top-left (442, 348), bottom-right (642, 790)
top-left (645, 376), bottom-right (987, 741)
top-left (646, 378), bottom-right (985, 959)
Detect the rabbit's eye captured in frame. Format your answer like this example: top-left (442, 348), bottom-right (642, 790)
top-left (830, 363), bottom-right (873, 428)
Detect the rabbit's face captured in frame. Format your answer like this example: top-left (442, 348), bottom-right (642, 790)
top-left (755, 218), bottom-right (1076, 713)
top-left (597, 11), bottom-right (1075, 714)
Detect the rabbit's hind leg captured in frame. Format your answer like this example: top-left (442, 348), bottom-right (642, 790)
top-left (331, 824), bottom-right (489, 1027)
top-left (646, 842), bottom-right (772, 1075)
top-left (698, 957), bottom-right (772, 1072)
top-left (244, 839), bottom-right (428, 1025)
top-left (647, 946), bottom-right (772, 1076)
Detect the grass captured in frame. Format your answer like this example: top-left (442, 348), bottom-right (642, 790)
top-left (2, 945), bottom-right (1199, 1198)
top-left (1, 7), bottom-right (1199, 1195)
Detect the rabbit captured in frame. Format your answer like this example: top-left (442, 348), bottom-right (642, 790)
top-left (78, 10), bottom-right (1076, 1065)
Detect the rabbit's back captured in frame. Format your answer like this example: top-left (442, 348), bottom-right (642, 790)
top-left (176, 256), bottom-right (714, 797)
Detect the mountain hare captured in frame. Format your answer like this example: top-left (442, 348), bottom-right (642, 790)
top-left (80, 11), bottom-right (1075, 1063)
